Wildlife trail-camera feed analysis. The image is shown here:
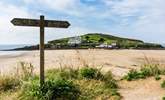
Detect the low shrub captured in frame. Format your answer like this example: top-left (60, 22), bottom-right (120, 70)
top-left (11, 65), bottom-right (120, 100)
top-left (161, 81), bottom-right (165, 100)
top-left (76, 79), bottom-right (121, 100)
top-left (154, 75), bottom-right (161, 80)
top-left (161, 80), bottom-right (165, 88)
top-left (47, 68), bottom-right (79, 80)
top-left (0, 76), bottom-right (20, 92)
top-left (140, 66), bottom-right (152, 77)
top-left (141, 64), bottom-right (160, 76)
top-left (124, 64), bottom-right (164, 81)
top-left (102, 71), bottom-right (118, 89)
top-left (46, 67), bottom-right (119, 99)
top-left (19, 77), bottom-right (80, 100)
top-left (163, 96), bottom-right (165, 100)
top-left (123, 69), bottom-right (141, 81)
top-left (79, 67), bottom-right (97, 79)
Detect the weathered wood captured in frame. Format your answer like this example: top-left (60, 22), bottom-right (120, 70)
top-left (44, 20), bottom-right (70, 28)
top-left (11, 18), bottom-right (70, 28)
top-left (11, 18), bottom-right (39, 27)
top-left (40, 15), bottom-right (45, 86)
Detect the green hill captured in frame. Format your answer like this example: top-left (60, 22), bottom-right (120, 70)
top-left (13, 33), bottom-right (163, 50)
top-left (47, 33), bottom-right (162, 49)
top-left (49, 33), bottom-right (143, 44)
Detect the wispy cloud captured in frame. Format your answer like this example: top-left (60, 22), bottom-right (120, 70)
top-left (0, 1), bottom-right (38, 44)
top-left (0, 0), bottom-right (165, 44)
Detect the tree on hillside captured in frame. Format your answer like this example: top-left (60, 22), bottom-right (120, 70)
top-left (98, 38), bottom-right (105, 43)
top-left (85, 36), bottom-right (90, 43)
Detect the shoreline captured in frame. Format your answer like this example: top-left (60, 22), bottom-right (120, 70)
top-left (0, 51), bottom-right (30, 61)
top-left (2, 48), bottom-right (165, 52)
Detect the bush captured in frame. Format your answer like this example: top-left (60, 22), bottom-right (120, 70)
top-left (19, 77), bottom-right (80, 100)
top-left (76, 79), bottom-right (121, 100)
top-left (140, 67), bottom-right (152, 77)
top-left (123, 69), bottom-right (141, 81)
top-left (0, 76), bottom-right (20, 92)
top-left (163, 96), bottom-right (165, 100)
top-left (141, 65), bottom-right (160, 76)
top-left (154, 75), bottom-right (161, 80)
top-left (47, 68), bottom-right (79, 80)
top-left (79, 68), bottom-right (118, 88)
top-left (161, 80), bottom-right (165, 88)
top-left (79, 67), bottom-right (99, 79)
top-left (123, 64), bottom-right (165, 81)
top-left (102, 71), bottom-right (118, 89)
top-left (1, 66), bottom-right (120, 100)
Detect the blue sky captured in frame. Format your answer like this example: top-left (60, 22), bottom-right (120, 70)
top-left (0, 0), bottom-right (165, 44)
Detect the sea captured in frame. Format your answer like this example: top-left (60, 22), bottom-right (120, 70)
top-left (0, 44), bottom-right (31, 56)
top-left (162, 44), bottom-right (165, 47)
top-left (0, 44), bottom-right (29, 50)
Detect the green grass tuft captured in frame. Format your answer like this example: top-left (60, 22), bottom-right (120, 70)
top-left (22, 67), bottom-right (121, 100)
top-left (162, 96), bottom-right (165, 100)
top-left (79, 67), bottom-right (100, 79)
top-left (0, 64), bottom-right (121, 100)
top-left (0, 76), bottom-right (21, 92)
top-left (102, 71), bottom-right (118, 89)
top-left (154, 75), bottom-right (161, 81)
top-left (19, 77), bottom-right (80, 100)
top-left (123, 64), bottom-right (164, 81)
top-left (161, 80), bottom-right (165, 88)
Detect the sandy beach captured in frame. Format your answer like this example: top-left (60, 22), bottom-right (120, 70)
top-left (1, 49), bottom-right (165, 100)
top-left (0, 49), bottom-right (165, 76)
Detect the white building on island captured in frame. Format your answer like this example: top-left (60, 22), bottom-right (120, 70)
top-left (68, 36), bottom-right (82, 46)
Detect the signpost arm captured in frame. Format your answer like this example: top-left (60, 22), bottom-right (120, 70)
top-left (40, 15), bottom-right (45, 86)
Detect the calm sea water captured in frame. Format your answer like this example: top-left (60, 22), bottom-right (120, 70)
top-left (162, 44), bottom-right (165, 47)
top-left (0, 44), bottom-right (31, 56)
top-left (0, 44), bottom-right (31, 50)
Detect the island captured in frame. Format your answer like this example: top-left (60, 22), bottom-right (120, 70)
top-left (13, 33), bottom-right (163, 50)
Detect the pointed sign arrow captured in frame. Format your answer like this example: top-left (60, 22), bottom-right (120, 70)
top-left (11, 18), bottom-right (70, 28)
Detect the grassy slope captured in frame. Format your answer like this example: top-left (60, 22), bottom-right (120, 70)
top-left (48, 33), bottom-right (143, 45)
top-left (48, 33), bottom-right (163, 49)
top-left (13, 33), bottom-right (163, 50)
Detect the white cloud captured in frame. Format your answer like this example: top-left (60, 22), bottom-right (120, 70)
top-left (129, 0), bottom-right (165, 43)
top-left (23, 0), bottom-right (80, 16)
top-left (23, 0), bottom-right (103, 18)
top-left (0, 1), bottom-right (38, 44)
top-left (0, 0), bottom-right (94, 44)
top-left (38, 0), bottom-right (76, 11)
top-left (0, 0), bottom-right (165, 44)
top-left (102, 0), bottom-right (165, 43)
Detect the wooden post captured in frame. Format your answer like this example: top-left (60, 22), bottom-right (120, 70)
top-left (11, 16), bottom-right (70, 87)
top-left (40, 15), bottom-right (45, 86)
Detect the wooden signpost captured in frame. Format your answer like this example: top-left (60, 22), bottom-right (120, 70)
top-left (11, 15), bottom-right (70, 86)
